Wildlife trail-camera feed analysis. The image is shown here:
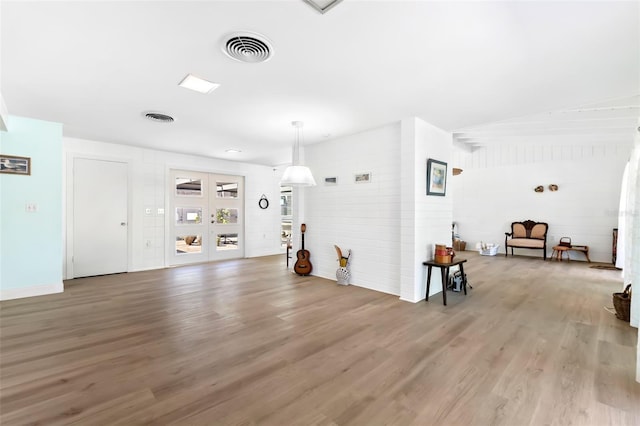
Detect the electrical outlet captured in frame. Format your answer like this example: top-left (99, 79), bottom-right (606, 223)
top-left (157, 208), bottom-right (165, 215)
top-left (145, 240), bottom-right (152, 248)
top-left (25, 203), bottom-right (38, 212)
top-left (145, 208), bottom-right (152, 215)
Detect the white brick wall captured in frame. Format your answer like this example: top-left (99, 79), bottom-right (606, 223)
top-left (303, 118), bottom-right (453, 301)
top-left (304, 123), bottom-right (402, 295)
top-left (401, 118), bottom-right (453, 302)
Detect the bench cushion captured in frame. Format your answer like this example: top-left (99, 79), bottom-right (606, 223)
top-left (507, 238), bottom-right (545, 248)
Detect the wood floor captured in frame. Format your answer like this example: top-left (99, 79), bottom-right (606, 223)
top-left (1, 253), bottom-right (638, 425)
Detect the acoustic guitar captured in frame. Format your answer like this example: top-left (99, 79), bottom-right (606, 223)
top-left (294, 223), bottom-right (312, 276)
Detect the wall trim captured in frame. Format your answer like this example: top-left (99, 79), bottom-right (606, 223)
top-left (0, 282), bottom-right (64, 301)
top-left (399, 296), bottom-right (422, 303)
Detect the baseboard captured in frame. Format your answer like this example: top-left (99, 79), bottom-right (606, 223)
top-left (129, 266), bottom-right (165, 272)
top-left (0, 282), bottom-right (64, 301)
top-left (399, 296), bottom-right (423, 303)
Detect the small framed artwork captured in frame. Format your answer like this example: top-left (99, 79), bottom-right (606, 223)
top-left (354, 172), bottom-right (371, 183)
top-left (426, 159), bottom-right (447, 196)
top-left (0, 154), bottom-right (31, 175)
top-left (324, 177), bottom-right (338, 185)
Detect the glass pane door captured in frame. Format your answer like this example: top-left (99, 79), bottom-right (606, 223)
top-left (209, 174), bottom-right (244, 261)
top-left (169, 170), bottom-right (208, 265)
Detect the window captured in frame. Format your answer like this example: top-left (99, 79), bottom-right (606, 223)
top-left (175, 177), bottom-right (202, 196)
top-left (216, 233), bottom-right (238, 250)
top-left (175, 207), bottom-right (202, 225)
top-left (216, 182), bottom-right (238, 198)
top-left (215, 208), bottom-right (238, 224)
top-left (176, 235), bottom-right (202, 254)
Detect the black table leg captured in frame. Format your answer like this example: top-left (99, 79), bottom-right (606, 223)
top-left (459, 263), bottom-right (467, 295)
top-left (426, 266), bottom-right (432, 301)
top-left (441, 267), bottom-right (448, 306)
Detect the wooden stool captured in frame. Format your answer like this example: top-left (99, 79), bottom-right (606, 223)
top-left (551, 245), bottom-right (570, 261)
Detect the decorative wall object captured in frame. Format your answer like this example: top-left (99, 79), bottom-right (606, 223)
top-left (354, 172), bottom-right (371, 183)
top-left (426, 159), bottom-right (447, 196)
top-left (324, 177), bottom-right (337, 185)
top-left (549, 184), bottom-right (558, 191)
top-left (258, 194), bottom-right (269, 209)
top-left (0, 154), bottom-right (31, 175)
top-left (534, 185), bottom-right (544, 192)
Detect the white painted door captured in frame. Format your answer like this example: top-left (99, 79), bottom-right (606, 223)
top-left (73, 158), bottom-right (128, 277)
top-left (209, 174), bottom-right (244, 261)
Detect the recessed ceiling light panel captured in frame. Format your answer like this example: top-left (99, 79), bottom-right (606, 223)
top-left (225, 149), bottom-right (242, 153)
top-left (143, 112), bottom-right (174, 123)
top-left (222, 31), bottom-right (273, 63)
top-left (178, 74), bottom-right (220, 94)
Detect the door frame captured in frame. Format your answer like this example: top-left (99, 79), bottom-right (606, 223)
top-left (65, 153), bottom-right (133, 279)
top-left (165, 165), bottom-right (246, 267)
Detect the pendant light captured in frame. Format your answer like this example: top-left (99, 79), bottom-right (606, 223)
top-left (280, 121), bottom-right (316, 187)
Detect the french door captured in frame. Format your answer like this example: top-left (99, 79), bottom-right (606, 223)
top-left (169, 170), bottom-right (244, 266)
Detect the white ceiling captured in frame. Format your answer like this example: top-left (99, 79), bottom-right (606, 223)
top-left (2, 1), bottom-right (638, 166)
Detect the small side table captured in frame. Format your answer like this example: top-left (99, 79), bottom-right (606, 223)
top-left (423, 258), bottom-right (468, 306)
top-left (551, 245), bottom-right (590, 262)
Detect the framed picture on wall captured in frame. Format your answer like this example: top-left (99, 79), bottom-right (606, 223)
top-left (0, 154), bottom-right (31, 175)
top-left (354, 172), bottom-right (371, 183)
top-left (426, 158), bottom-right (447, 196)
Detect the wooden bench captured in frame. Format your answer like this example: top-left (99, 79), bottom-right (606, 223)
top-left (551, 244), bottom-right (590, 262)
top-left (505, 220), bottom-right (548, 260)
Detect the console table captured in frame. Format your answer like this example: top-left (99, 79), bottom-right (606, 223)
top-left (423, 258), bottom-right (468, 306)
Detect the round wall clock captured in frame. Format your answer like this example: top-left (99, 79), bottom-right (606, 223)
top-left (258, 195), bottom-right (269, 209)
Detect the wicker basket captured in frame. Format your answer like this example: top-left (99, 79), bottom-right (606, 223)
top-left (612, 284), bottom-right (632, 322)
top-left (479, 245), bottom-right (499, 256)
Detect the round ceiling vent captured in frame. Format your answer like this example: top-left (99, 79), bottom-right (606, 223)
top-left (143, 112), bottom-right (174, 123)
top-left (222, 31), bottom-right (273, 63)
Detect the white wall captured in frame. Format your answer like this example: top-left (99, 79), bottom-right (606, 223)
top-left (400, 118), bottom-right (453, 302)
top-left (303, 123), bottom-right (402, 295)
top-left (64, 137), bottom-right (283, 278)
top-left (452, 142), bottom-right (631, 262)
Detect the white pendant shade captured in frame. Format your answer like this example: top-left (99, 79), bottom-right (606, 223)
top-left (281, 165), bottom-right (316, 187)
top-left (279, 121), bottom-right (316, 187)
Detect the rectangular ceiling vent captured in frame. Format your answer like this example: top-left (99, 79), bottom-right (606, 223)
top-left (302, 0), bottom-right (344, 14)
